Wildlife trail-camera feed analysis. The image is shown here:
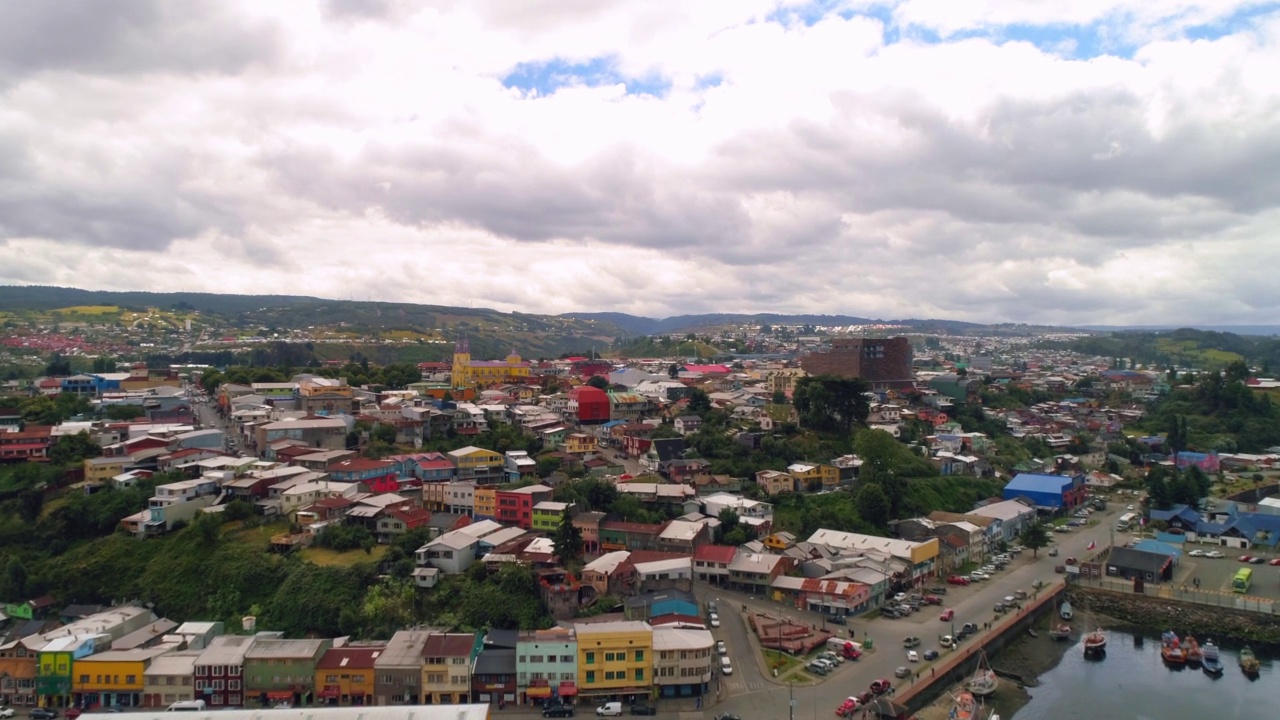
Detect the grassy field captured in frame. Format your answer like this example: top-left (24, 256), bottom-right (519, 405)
top-left (300, 545), bottom-right (388, 566)
top-left (53, 305), bottom-right (122, 315)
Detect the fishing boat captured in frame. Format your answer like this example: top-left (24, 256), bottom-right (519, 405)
top-left (1049, 623), bottom-right (1072, 640)
top-left (1160, 631), bottom-right (1187, 664)
top-left (1083, 628), bottom-right (1107, 656)
top-left (1184, 635), bottom-right (1202, 666)
top-left (1060, 600), bottom-right (1073, 621)
top-left (949, 691), bottom-right (977, 720)
top-left (1201, 640), bottom-right (1224, 676)
top-left (1240, 646), bottom-right (1261, 676)
top-left (966, 652), bottom-right (999, 698)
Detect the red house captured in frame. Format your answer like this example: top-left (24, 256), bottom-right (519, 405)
top-left (570, 385), bottom-right (610, 425)
top-left (327, 458), bottom-right (400, 492)
top-left (494, 484), bottom-right (553, 529)
top-left (0, 426), bottom-right (53, 462)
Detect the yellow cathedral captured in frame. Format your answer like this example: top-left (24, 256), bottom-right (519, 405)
top-left (451, 338), bottom-right (532, 389)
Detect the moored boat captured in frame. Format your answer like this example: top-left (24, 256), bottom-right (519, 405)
top-left (949, 691), bottom-right (977, 720)
top-left (1060, 600), bottom-right (1073, 621)
top-left (1185, 635), bottom-right (1202, 666)
top-left (1201, 640), bottom-right (1224, 676)
top-left (967, 651), bottom-right (999, 698)
top-left (1083, 628), bottom-right (1107, 656)
top-left (1240, 646), bottom-right (1261, 676)
top-left (1049, 624), bottom-right (1071, 640)
top-left (1160, 631), bottom-right (1187, 664)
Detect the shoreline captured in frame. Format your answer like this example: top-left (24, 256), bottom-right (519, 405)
top-left (911, 612), bottom-right (1127, 720)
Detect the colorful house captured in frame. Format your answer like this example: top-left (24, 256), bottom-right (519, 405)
top-left (451, 339), bottom-right (531, 389)
top-left (495, 485), bottom-right (553, 529)
top-left (0, 635), bottom-right (46, 706)
top-left (244, 638), bottom-right (330, 707)
top-left (38, 635), bottom-right (99, 707)
top-left (327, 459), bottom-right (399, 493)
top-left (474, 486), bottom-right (497, 521)
top-left (421, 633), bottom-right (482, 704)
top-left (515, 628), bottom-right (577, 706)
top-left (315, 646), bottom-right (384, 706)
top-left (72, 648), bottom-right (170, 708)
top-left (448, 446), bottom-right (505, 484)
top-left (531, 502), bottom-right (574, 534)
top-left (574, 621), bottom-right (653, 700)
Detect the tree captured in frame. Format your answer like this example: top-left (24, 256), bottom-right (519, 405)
top-left (688, 389), bottom-right (712, 414)
top-left (793, 375), bottom-right (870, 435)
top-left (372, 423), bottom-right (397, 445)
top-left (667, 364), bottom-right (680, 379)
top-left (855, 483), bottom-right (891, 530)
top-left (551, 514), bottom-right (583, 567)
top-left (586, 375), bottom-right (610, 390)
top-left (103, 404), bottom-right (146, 421)
top-left (771, 390), bottom-right (787, 406)
top-left (44, 353), bottom-right (72, 377)
top-left (1018, 518), bottom-right (1051, 558)
top-left (1146, 468), bottom-right (1174, 511)
top-left (49, 431), bottom-right (102, 466)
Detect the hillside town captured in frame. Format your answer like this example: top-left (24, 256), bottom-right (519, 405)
top-left (2, 330), bottom-right (1280, 717)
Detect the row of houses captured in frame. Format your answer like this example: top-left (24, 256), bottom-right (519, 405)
top-left (0, 607), bottom-right (715, 709)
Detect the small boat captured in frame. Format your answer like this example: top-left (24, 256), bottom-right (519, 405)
top-left (1060, 600), bottom-right (1073, 621)
top-left (1201, 640), bottom-right (1224, 676)
top-left (1161, 631), bottom-right (1187, 664)
top-left (949, 691), bottom-right (977, 720)
top-left (1240, 646), bottom-right (1261, 676)
top-left (1083, 628), bottom-right (1107, 655)
top-left (1185, 635), bottom-right (1202, 666)
top-left (1050, 624), bottom-right (1072, 640)
top-left (967, 652), bottom-right (999, 698)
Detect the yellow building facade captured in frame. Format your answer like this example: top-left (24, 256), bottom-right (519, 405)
top-left (575, 621), bottom-right (652, 698)
top-left (72, 649), bottom-right (169, 707)
top-left (451, 339), bottom-right (531, 389)
top-left (473, 486), bottom-right (496, 519)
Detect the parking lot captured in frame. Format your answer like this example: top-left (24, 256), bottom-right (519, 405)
top-left (1180, 549), bottom-right (1280, 600)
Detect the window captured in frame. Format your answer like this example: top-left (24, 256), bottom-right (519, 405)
top-left (353, 675), bottom-right (365, 683)
top-left (229, 680), bottom-right (240, 691)
top-left (634, 669), bottom-right (644, 681)
top-left (604, 672), bottom-right (614, 681)
top-left (166, 677), bottom-right (175, 686)
top-left (584, 652), bottom-right (595, 665)
top-left (560, 655), bottom-right (573, 664)
top-left (230, 666), bottom-right (241, 677)
top-left (326, 675), bottom-right (338, 683)
top-left (381, 675), bottom-right (393, 684)
top-left (585, 671), bottom-right (595, 684)
top-left (211, 695), bottom-right (223, 705)
top-left (196, 666), bottom-right (208, 677)
top-left (229, 695), bottom-right (241, 706)
top-left (530, 655), bottom-right (544, 663)
top-left (126, 675), bottom-right (137, 684)
top-left (212, 680), bottom-right (224, 691)
top-left (634, 650), bottom-right (644, 662)
top-left (79, 675), bottom-right (89, 684)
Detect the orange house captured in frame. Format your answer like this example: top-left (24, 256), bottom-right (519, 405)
top-left (315, 646), bottom-right (385, 706)
top-left (0, 635), bottom-right (45, 706)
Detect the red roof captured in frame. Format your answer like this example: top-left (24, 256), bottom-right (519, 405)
top-left (422, 633), bottom-right (477, 657)
top-left (316, 646), bottom-right (386, 669)
top-left (388, 507), bottom-right (432, 526)
top-left (693, 544), bottom-right (739, 564)
top-left (329, 458), bottom-right (395, 472)
top-left (601, 520), bottom-right (666, 535)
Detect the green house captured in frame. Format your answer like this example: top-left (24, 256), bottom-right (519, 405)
top-left (243, 638), bottom-right (333, 706)
top-left (37, 635), bottom-right (99, 704)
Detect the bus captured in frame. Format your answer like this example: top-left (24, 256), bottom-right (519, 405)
top-left (1116, 512), bottom-right (1137, 531)
top-left (167, 701), bottom-right (207, 712)
top-left (1232, 567), bottom-right (1253, 594)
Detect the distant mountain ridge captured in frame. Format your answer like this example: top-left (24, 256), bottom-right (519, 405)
top-left (563, 311), bottom-right (1022, 336)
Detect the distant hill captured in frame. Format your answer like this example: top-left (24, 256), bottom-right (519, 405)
top-left (561, 311), bottom-right (1029, 336)
top-left (1075, 324), bottom-right (1280, 337)
top-left (1053, 328), bottom-right (1280, 370)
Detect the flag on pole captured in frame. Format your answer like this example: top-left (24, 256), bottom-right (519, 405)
top-left (1087, 541), bottom-right (1096, 551)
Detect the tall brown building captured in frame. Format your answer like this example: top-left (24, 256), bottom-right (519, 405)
top-left (799, 337), bottom-right (914, 390)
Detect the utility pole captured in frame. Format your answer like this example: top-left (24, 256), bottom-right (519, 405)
top-left (788, 681), bottom-right (795, 720)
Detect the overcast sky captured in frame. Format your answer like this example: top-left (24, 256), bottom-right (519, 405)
top-left (1, 1), bottom-right (1278, 325)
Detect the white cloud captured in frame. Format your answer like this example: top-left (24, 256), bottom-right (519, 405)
top-left (1, 0), bottom-right (1278, 326)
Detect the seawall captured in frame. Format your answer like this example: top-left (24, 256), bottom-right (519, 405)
top-left (893, 583), bottom-right (1065, 716)
top-left (1068, 585), bottom-right (1280, 645)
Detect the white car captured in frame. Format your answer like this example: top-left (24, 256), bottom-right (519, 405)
top-left (906, 650), bottom-right (919, 663)
top-left (1188, 549), bottom-right (1206, 557)
top-left (1127, 504), bottom-right (1135, 510)
top-left (709, 613), bottom-right (721, 628)
top-left (721, 657), bottom-right (734, 675)
top-left (717, 641), bottom-right (727, 655)
top-left (893, 592), bottom-right (908, 603)
top-left (0, 708), bottom-right (15, 719)
top-left (1206, 550), bottom-right (1225, 559)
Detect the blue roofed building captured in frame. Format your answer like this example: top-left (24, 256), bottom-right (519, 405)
top-left (1001, 473), bottom-right (1086, 511)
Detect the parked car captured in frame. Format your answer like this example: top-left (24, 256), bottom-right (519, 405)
top-left (1065, 557), bottom-right (1078, 566)
top-left (543, 703), bottom-right (575, 718)
top-left (970, 572), bottom-right (989, 582)
top-left (64, 711), bottom-right (82, 720)
top-left (715, 715), bottom-right (742, 720)
top-left (923, 649), bottom-right (939, 661)
top-left (829, 614), bottom-right (848, 625)
top-left (807, 660), bottom-right (829, 675)
top-left (836, 697), bottom-right (861, 717)
top-left (906, 650), bottom-right (920, 663)
top-left (597, 702), bottom-right (623, 717)
top-left (947, 575), bottom-right (971, 586)
top-left (881, 607), bottom-right (901, 619)
top-left (707, 600), bottom-right (717, 613)
top-left (630, 704), bottom-right (657, 716)
top-left (1270, 558), bottom-right (1280, 566)
top-left (1188, 549), bottom-right (1206, 557)
top-left (927, 586), bottom-right (948, 595)
top-left (0, 709), bottom-right (15, 719)
top-left (717, 641), bottom-right (727, 655)
top-left (31, 711), bottom-right (60, 720)
top-left (940, 609), bottom-right (955, 622)
top-left (939, 634), bottom-right (957, 649)
top-left (903, 636), bottom-right (921, 648)
top-left (993, 602), bottom-right (1006, 613)
top-left (1250, 556), bottom-right (1266, 564)
top-left (893, 592), bottom-right (908, 603)
top-left (721, 657), bottom-right (733, 675)
top-left (923, 595), bottom-right (943, 605)
top-left (709, 612), bottom-right (721, 628)
top-left (870, 679), bottom-right (892, 695)
top-left (1048, 547), bottom-right (1059, 557)
top-left (1206, 551), bottom-right (1225, 559)
top-left (961, 623), bottom-right (979, 635)
top-left (894, 665), bottom-right (911, 678)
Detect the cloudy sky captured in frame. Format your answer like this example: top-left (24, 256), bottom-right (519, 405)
top-left (1, 0), bottom-right (1278, 326)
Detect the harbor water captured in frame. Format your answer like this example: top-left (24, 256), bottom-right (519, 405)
top-left (1009, 629), bottom-right (1277, 720)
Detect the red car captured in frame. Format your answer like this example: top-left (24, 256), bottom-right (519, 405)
top-left (923, 594), bottom-right (943, 605)
top-left (65, 710), bottom-right (82, 720)
top-left (947, 575), bottom-right (971, 586)
top-left (1269, 558), bottom-right (1280, 566)
top-left (835, 697), bottom-right (860, 717)
top-left (870, 679), bottom-right (892, 695)
top-left (1065, 557), bottom-right (1078, 566)
top-left (1238, 555), bottom-right (1254, 563)
top-left (940, 608), bottom-right (955, 622)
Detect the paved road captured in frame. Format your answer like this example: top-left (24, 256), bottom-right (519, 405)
top-left (701, 500), bottom-right (1136, 720)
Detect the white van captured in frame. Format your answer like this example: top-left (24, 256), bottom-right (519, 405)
top-left (595, 702), bottom-right (623, 717)
top-left (168, 700), bottom-right (207, 712)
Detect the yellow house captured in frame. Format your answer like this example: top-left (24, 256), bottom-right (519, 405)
top-left (787, 463), bottom-right (839, 491)
top-left (315, 646), bottom-right (383, 706)
top-left (473, 486), bottom-right (496, 520)
top-left (73, 648), bottom-right (170, 708)
top-left (447, 446), bottom-right (504, 483)
top-left (754, 470), bottom-right (794, 496)
top-left (451, 339), bottom-right (532, 389)
top-left (562, 433), bottom-right (597, 455)
top-left (84, 457), bottom-right (126, 484)
top-left (575, 621), bottom-right (652, 699)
